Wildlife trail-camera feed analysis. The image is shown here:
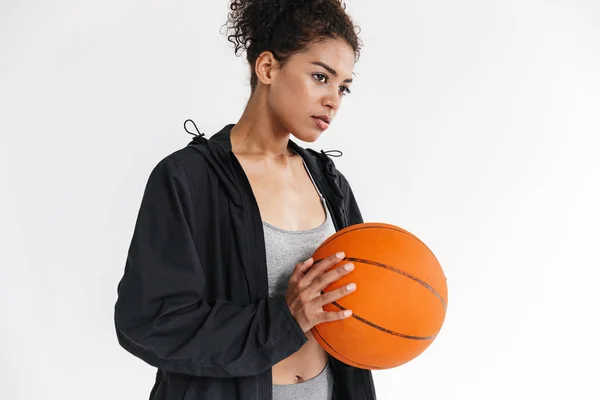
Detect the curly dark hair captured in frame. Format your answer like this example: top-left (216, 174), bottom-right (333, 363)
top-left (223, 0), bottom-right (362, 92)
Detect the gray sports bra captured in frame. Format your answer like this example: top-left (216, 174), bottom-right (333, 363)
top-left (263, 150), bottom-right (337, 297)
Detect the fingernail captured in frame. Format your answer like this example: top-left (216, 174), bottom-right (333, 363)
top-left (344, 310), bottom-right (353, 317)
top-left (346, 283), bottom-right (356, 291)
top-left (344, 263), bottom-right (354, 271)
top-left (304, 257), bottom-right (313, 264)
top-left (336, 252), bottom-right (345, 259)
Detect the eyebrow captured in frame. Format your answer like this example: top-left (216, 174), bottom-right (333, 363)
top-left (310, 61), bottom-right (354, 83)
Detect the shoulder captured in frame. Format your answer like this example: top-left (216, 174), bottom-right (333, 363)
top-left (299, 144), bottom-right (363, 223)
top-left (144, 140), bottom-right (215, 203)
top-left (160, 129), bottom-right (229, 178)
top-left (150, 146), bottom-right (206, 178)
top-left (294, 144), bottom-right (354, 197)
top-left (164, 142), bottom-right (210, 173)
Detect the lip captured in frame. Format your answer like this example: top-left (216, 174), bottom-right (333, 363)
top-left (313, 115), bottom-right (331, 124)
top-left (312, 115), bottom-right (331, 130)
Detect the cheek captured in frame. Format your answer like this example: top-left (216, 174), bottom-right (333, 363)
top-left (282, 76), bottom-right (309, 102)
top-left (295, 77), bottom-right (316, 101)
top-left (271, 77), bottom-right (312, 116)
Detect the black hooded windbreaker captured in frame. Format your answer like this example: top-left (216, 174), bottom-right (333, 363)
top-left (114, 123), bottom-right (377, 400)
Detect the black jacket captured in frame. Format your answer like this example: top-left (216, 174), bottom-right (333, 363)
top-left (114, 124), bottom-right (377, 400)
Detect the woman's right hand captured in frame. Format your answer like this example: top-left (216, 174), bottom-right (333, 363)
top-left (284, 252), bottom-right (356, 333)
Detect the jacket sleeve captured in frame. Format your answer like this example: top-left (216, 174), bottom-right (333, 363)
top-left (114, 156), bottom-right (308, 378)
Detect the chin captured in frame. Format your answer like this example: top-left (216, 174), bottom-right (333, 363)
top-left (289, 121), bottom-right (327, 143)
top-left (291, 129), bottom-right (322, 143)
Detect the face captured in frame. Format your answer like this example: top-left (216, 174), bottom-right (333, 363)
top-left (256, 38), bottom-right (356, 142)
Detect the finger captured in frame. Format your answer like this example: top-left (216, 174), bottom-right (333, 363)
top-left (318, 282), bottom-right (356, 307)
top-left (318, 308), bottom-right (353, 324)
top-left (295, 257), bottom-right (314, 275)
top-left (304, 251), bottom-right (345, 283)
top-left (312, 262), bottom-right (354, 293)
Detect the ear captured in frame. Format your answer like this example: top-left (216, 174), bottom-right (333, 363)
top-left (254, 51), bottom-right (280, 86)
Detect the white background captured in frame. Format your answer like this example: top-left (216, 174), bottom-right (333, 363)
top-left (2, 0), bottom-right (599, 399)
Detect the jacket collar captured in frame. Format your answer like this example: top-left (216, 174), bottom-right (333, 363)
top-left (185, 122), bottom-right (346, 209)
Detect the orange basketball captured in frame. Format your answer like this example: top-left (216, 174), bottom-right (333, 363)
top-left (310, 222), bottom-right (448, 370)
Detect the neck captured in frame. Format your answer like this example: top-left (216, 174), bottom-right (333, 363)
top-left (230, 89), bottom-right (292, 159)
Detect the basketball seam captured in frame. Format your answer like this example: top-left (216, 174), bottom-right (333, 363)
top-left (316, 224), bottom-right (432, 255)
top-left (312, 325), bottom-right (381, 370)
top-left (314, 256), bottom-right (447, 310)
top-left (331, 301), bottom-right (438, 341)
top-left (345, 257), bottom-right (447, 309)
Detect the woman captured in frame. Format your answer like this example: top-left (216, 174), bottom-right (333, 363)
top-left (114, 1), bottom-right (376, 399)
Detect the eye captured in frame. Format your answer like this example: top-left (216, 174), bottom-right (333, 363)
top-left (313, 73), bottom-right (351, 96)
top-left (313, 73), bottom-right (328, 84)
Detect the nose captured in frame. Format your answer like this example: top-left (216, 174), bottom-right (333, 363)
top-left (322, 88), bottom-right (340, 111)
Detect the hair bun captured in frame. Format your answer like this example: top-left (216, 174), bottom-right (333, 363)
top-left (223, 0), bottom-right (360, 91)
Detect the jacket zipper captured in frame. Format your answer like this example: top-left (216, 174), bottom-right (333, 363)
top-left (229, 152), bottom-right (272, 400)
